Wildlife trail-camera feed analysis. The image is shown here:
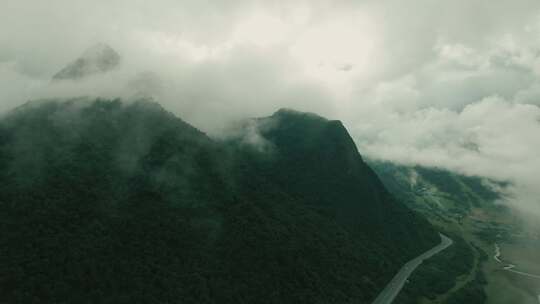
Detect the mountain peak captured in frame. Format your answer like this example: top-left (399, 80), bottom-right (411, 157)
top-left (0, 101), bottom-right (438, 303)
top-left (81, 43), bottom-right (118, 60)
top-left (272, 108), bottom-right (328, 122)
top-left (52, 43), bottom-right (120, 80)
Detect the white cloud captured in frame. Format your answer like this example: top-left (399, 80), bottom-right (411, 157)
top-left (348, 96), bottom-right (540, 218)
top-left (2, 0), bottom-right (540, 218)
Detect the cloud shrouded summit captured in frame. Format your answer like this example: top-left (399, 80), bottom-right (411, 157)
top-left (1, 0), bottom-right (540, 218)
top-left (52, 43), bottom-right (120, 80)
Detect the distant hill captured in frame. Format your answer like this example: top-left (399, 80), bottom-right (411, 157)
top-left (52, 43), bottom-right (120, 80)
top-left (0, 99), bottom-right (438, 303)
top-left (368, 160), bottom-right (506, 222)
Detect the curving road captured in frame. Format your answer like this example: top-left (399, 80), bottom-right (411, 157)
top-left (372, 233), bottom-right (453, 304)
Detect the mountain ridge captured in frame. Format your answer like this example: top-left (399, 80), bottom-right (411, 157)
top-left (0, 98), bottom-right (438, 303)
top-left (52, 44), bottom-right (121, 80)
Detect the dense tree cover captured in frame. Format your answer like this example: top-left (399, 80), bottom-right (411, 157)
top-left (227, 110), bottom-right (440, 283)
top-left (394, 234), bottom-right (475, 303)
top-left (394, 237), bottom-right (490, 304)
top-left (370, 160), bottom-right (503, 216)
top-left (413, 167), bottom-right (475, 204)
top-left (444, 246), bottom-right (488, 304)
top-left (0, 99), bottom-right (438, 303)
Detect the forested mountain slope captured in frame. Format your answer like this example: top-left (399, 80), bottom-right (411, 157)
top-left (369, 161), bottom-right (505, 222)
top-left (0, 99), bottom-right (438, 303)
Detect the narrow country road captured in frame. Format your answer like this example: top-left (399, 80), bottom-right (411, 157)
top-left (371, 233), bottom-right (453, 304)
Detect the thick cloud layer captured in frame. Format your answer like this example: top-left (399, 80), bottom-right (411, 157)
top-left (2, 0), bottom-right (540, 218)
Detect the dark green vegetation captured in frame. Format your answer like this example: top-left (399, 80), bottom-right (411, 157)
top-left (395, 233), bottom-right (489, 304)
top-left (473, 223), bottom-right (513, 243)
top-left (369, 161), bottom-right (505, 221)
top-left (444, 246), bottom-right (488, 304)
top-left (412, 167), bottom-right (501, 205)
top-left (228, 110), bottom-right (439, 269)
top-left (370, 161), bottom-right (500, 304)
top-left (395, 235), bottom-right (475, 303)
top-left (0, 99), bottom-right (438, 303)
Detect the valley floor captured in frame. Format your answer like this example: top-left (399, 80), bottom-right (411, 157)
top-left (390, 205), bottom-right (540, 304)
top-left (431, 207), bottom-right (540, 304)
top-left (485, 242), bottom-right (540, 304)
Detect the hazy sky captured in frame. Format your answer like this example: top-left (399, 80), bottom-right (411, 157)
top-left (2, 0), bottom-right (540, 218)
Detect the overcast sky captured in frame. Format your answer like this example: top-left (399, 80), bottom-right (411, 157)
top-left (2, 0), bottom-right (540, 219)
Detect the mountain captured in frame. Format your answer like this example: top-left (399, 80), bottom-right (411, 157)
top-left (368, 160), bottom-right (506, 222)
top-left (367, 157), bottom-right (511, 304)
top-left (52, 43), bottom-right (120, 80)
top-left (226, 109), bottom-right (439, 261)
top-left (0, 99), bottom-right (438, 303)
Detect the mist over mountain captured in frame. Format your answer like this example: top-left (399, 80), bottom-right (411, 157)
top-left (226, 109), bottom-right (437, 253)
top-left (368, 157), bottom-right (540, 304)
top-left (369, 161), bottom-right (508, 220)
top-left (0, 98), bottom-right (438, 303)
top-left (52, 43), bottom-right (120, 80)
top-left (2, 1), bottom-right (540, 221)
top-left (3, 1), bottom-right (540, 302)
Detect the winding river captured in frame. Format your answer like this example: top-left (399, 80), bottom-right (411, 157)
top-left (493, 244), bottom-right (540, 279)
top-left (493, 243), bottom-right (540, 303)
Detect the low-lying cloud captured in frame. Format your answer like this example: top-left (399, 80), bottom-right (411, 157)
top-left (2, 0), bottom-right (540, 218)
